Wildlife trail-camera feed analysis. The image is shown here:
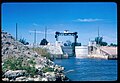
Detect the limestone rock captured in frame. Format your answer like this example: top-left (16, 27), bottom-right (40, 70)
top-left (33, 75), bottom-right (41, 81)
top-left (2, 78), bottom-right (9, 81)
top-left (41, 78), bottom-right (48, 81)
top-left (15, 76), bottom-right (28, 81)
top-left (2, 31), bottom-right (69, 81)
top-left (4, 70), bottom-right (26, 79)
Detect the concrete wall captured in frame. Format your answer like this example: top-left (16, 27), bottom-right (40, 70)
top-left (75, 46), bottom-right (88, 58)
top-left (61, 46), bottom-right (73, 56)
top-left (38, 45), bottom-right (63, 55)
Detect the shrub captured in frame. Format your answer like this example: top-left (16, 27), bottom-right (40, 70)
top-left (33, 48), bottom-right (51, 59)
top-left (2, 56), bottom-right (36, 77)
top-left (19, 38), bottom-right (29, 45)
top-left (40, 39), bottom-right (48, 45)
top-left (42, 66), bottom-right (54, 73)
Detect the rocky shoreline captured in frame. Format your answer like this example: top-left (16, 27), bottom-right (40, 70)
top-left (2, 32), bottom-right (69, 81)
top-left (2, 65), bottom-right (69, 81)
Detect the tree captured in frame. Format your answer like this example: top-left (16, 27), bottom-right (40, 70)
top-left (95, 37), bottom-right (108, 46)
top-left (66, 40), bottom-right (72, 46)
top-left (64, 40), bottom-right (81, 46)
top-left (63, 40), bottom-right (72, 46)
top-left (19, 38), bottom-right (29, 45)
top-left (101, 42), bottom-right (108, 46)
top-left (110, 43), bottom-right (117, 47)
top-left (95, 37), bottom-right (103, 45)
top-left (64, 43), bottom-right (67, 46)
top-left (40, 39), bottom-right (48, 45)
top-left (76, 43), bottom-right (81, 46)
top-left (72, 42), bottom-right (81, 46)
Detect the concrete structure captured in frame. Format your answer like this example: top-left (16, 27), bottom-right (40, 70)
top-left (75, 46), bottom-right (88, 58)
top-left (28, 41), bottom-right (117, 59)
top-left (55, 31), bottom-right (78, 56)
top-left (88, 41), bottom-right (96, 47)
top-left (88, 54), bottom-right (108, 59)
top-left (100, 46), bottom-right (117, 59)
top-left (55, 41), bottom-right (64, 46)
top-left (88, 46), bottom-right (117, 59)
top-left (61, 46), bottom-right (73, 57)
top-left (38, 45), bottom-right (63, 54)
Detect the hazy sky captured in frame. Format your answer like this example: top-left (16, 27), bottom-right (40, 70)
top-left (2, 2), bottom-right (117, 45)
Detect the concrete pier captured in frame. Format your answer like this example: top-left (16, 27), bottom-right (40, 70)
top-left (88, 46), bottom-right (117, 59)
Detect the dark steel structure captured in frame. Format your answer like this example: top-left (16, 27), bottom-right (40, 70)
top-left (55, 31), bottom-right (78, 56)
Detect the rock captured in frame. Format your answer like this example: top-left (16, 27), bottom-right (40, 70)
top-left (27, 77), bottom-right (34, 81)
top-left (34, 78), bottom-right (40, 81)
top-left (9, 45), bottom-right (15, 49)
top-left (2, 31), bottom-right (69, 81)
top-left (5, 42), bottom-right (11, 45)
top-left (61, 67), bottom-right (64, 70)
top-left (33, 75), bottom-right (41, 81)
top-left (41, 78), bottom-right (48, 81)
top-left (2, 78), bottom-right (9, 81)
top-left (34, 54), bottom-right (38, 57)
top-left (4, 70), bottom-right (26, 80)
top-left (35, 64), bottom-right (44, 70)
top-left (45, 72), bottom-right (55, 77)
top-left (55, 74), bottom-right (62, 81)
top-left (15, 76), bottom-right (27, 81)
top-left (45, 72), bottom-right (56, 81)
top-left (49, 65), bottom-right (54, 69)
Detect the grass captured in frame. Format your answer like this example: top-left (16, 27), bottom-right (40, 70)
top-left (32, 47), bottom-right (51, 59)
top-left (42, 66), bottom-right (54, 73)
top-left (2, 56), bottom-right (36, 77)
top-left (2, 48), bottom-right (52, 77)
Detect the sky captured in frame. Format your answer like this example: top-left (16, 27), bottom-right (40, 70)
top-left (2, 2), bottom-right (117, 45)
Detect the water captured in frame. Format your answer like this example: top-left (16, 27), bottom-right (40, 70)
top-left (54, 57), bottom-right (117, 81)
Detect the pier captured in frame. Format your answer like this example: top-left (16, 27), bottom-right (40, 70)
top-left (88, 46), bottom-right (117, 59)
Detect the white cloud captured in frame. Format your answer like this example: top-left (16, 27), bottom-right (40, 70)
top-left (73, 18), bottom-right (103, 22)
top-left (29, 30), bottom-right (43, 34)
top-left (29, 30), bottom-right (55, 35)
top-left (32, 23), bottom-right (40, 26)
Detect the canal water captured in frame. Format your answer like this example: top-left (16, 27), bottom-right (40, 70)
top-left (54, 57), bottom-right (117, 81)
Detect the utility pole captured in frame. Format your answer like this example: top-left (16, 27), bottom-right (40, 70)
top-left (45, 26), bottom-right (47, 40)
top-left (30, 27), bottom-right (47, 47)
top-left (98, 27), bottom-right (99, 46)
top-left (98, 27), bottom-right (99, 38)
top-left (34, 29), bottom-right (36, 47)
top-left (16, 23), bottom-right (18, 40)
top-left (45, 26), bottom-right (47, 45)
top-left (30, 29), bottom-right (42, 48)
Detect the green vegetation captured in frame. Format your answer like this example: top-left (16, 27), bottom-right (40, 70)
top-left (64, 40), bottom-right (72, 46)
top-left (2, 56), bottom-right (36, 77)
top-left (42, 66), bottom-right (54, 73)
top-left (19, 38), bottom-right (29, 45)
top-left (40, 39), bottom-right (48, 45)
top-left (72, 42), bottom-right (81, 46)
top-left (33, 48), bottom-right (51, 59)
top-left (64, 40), bottom-right (81, 46)
top-left (109, 43), bottom-right (117, 47)
top-left (95, 37), bottom-right (108, 46)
